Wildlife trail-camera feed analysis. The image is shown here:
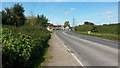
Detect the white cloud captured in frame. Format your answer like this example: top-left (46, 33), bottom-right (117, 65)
top-left (105, 11), bottom-right (112, 14)
top-left (64, 12), bottom-right (69, 15)
top-left (64, 8), bottom-right (77, 15)
top-left (105, 11), bottom-right (113, 19)
top-left (69, 8), bottom-right (77, 11)
top-left (107, 15), bottom-right (113, 18)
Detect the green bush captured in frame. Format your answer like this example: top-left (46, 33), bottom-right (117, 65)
top-left (75, 24), bottom-right (119, 35)
top-left (74, 25), bottom-right (94, 32)
top-left (94, 25), bottom-right (118, 35)
top-left (2, 28), bottom-right (32, 67)
top-left (74, 23), bottom-right (120, 41)
top-left (2, 25), bottom-right (51, 68)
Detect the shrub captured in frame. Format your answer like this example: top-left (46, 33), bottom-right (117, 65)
top-left (2, 25), bottom-right (51, 68)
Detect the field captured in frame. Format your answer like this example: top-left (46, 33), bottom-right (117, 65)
top-left (74, 24), bottom-right (120, 41)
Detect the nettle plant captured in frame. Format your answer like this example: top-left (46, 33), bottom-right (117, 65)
top-left (2, 28), bottom-right (33, 67)
top-left (2, 26), bottom-right (51, 67)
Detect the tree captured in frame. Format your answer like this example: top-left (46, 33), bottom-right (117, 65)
top-left (84, 21), bottom-right (94, 25)
top-left (26, 16), bottom-right (37, 26)
top-left (74, 21), bottom-right (95, 32)
top-left (2, 3), bottom-right (26, 27)
top-left (36, 14), bottom-right (49, 27)
top-left (0, 12), bottom-right (1, 24)
top-left (12, 3), bottom-right (26, 27)
top-left (2, 10), bottom-right (7, 25)
top-left (64, 21), bottom-right (70, 28)
top-left (2, 8), bottom-right (13, 25)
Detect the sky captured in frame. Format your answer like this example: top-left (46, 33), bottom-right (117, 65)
top-left (1, 2), bottom-right (118, 26)
top-left (1, 0), bottom-right (120, 2)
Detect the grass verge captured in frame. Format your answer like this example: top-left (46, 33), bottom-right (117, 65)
top-left (74, 31), bottom-right (120, 42)
top-left (36, 48), bottom-right (52, 68)
top-left (37, 34), bottom-right (53, 68)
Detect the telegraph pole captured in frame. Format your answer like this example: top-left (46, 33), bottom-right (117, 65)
top-left (72, 18), bottom-right (75, 31)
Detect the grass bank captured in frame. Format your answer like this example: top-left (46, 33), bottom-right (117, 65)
top-left (74, 31), bottom-right (119, 41)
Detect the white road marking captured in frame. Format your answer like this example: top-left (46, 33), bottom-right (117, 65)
top-left (55, 33), bottom-right (84, 66)
top-left (56, 31), bottom-right (118, 66)
top-left (62, 31), bottom-right (118, 54)
top-left (63, 43), bottom-right (84, 66)
top-left (71, 53), bottom-right (84, 66)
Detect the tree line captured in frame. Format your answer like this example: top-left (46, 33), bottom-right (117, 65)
top-left (74, 21), bottom-right (119, 35)
top-left (2, 3), bottom-right (49, 27)
top-left (2, 3), bottom-right (51, 68)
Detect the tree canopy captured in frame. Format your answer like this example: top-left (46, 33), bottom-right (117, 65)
top-left (2, 3), bottom-right (26, 27)
top-left (64, 21), bottom-right (70, 28)
top-left (84, 21), bottom-right (94, 25)
top-left (36, 15), bottom-right (49, 27)
top-left (0, 12), bottom-right (1, 23)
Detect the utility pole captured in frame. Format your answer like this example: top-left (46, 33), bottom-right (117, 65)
top-left (72, 18), bottom-right (75, 31)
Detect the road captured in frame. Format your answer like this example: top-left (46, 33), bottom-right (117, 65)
top-left (56, 31), bottom-right (118, 66)
top-left (47, 33), bottom-right (81, 66)
top-left (65, 31), bottom-right (119, 49)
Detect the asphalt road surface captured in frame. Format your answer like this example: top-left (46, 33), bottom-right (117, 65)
top-left (56, 31), bottom-right (118, 66)
top-left (65, 31), bottom-right (119, 49)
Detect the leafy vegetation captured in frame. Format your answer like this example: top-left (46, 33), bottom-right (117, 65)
top-left (2, 3), bottom-right (51, 68)
top-left (2, 3), bottom-right (26, 27)
top-left (2, 25), bottom-right (51, 68)
top-left (2, 27), bottom-right (32, 67)
top-left (26, 14), bottom-right (49, 27)
top-left (63, 21), bottom-right (70, 27)
top-left (74, 21), bottom-right (120, 41)
top-left (36, 15), bottom-right (49, 27)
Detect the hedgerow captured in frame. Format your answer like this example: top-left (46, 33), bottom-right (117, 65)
top-left (74, 23), bottom-right (119, 41)
top-left (2, 25), bottom-right (51, 68)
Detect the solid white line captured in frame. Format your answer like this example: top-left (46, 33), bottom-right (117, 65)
top-left (63, 44), bottom-right (84, 66)
top-left (63, 31), bottom-right (116, 51)
top-left (71, 53), bottom-right (84, 66)
top-left (55, 33), bottom-right (84, 66)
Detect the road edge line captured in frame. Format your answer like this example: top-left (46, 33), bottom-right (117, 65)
top-left (55, 32), bottom-right (84, 67)
top-left (63, 31), bottom-right (117, 52)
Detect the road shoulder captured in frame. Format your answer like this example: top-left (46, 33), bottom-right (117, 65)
top-left (46, 32), bottom-right (81, 66)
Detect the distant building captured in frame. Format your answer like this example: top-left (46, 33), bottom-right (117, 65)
top-left (47, 24), bottom-right (70, 31)
top-left (64, 26), bottom-right (70, 30)
top-left (47, 25), bottom-right (64, 31)
top-left (47, 25), bottom-right (54, 31)
top-left (54, 25), bottom-right (63, 30)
